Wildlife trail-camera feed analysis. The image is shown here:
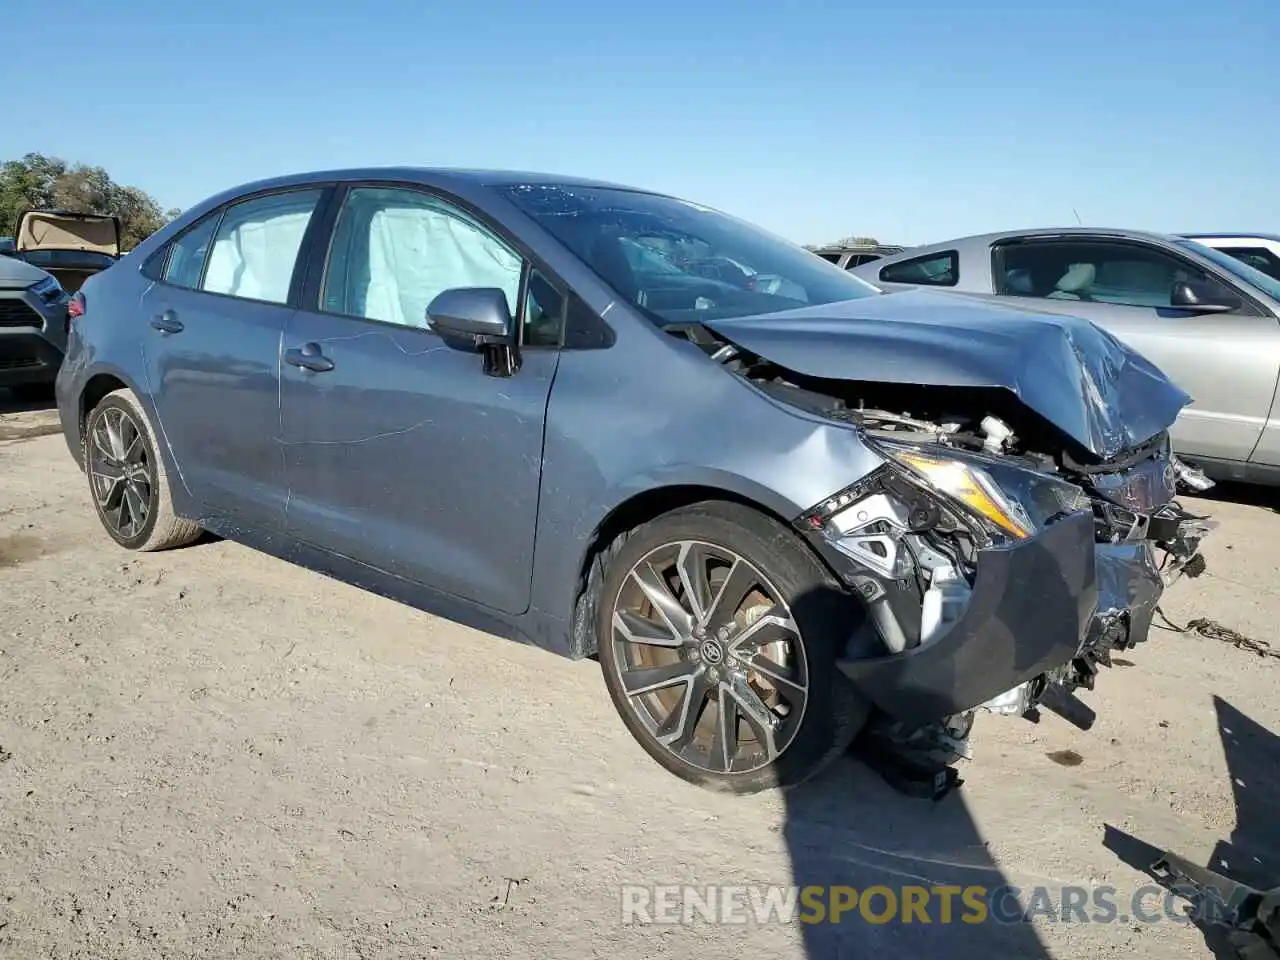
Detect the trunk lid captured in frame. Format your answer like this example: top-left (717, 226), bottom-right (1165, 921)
top-left (15, 209), bottom-right (120, 258)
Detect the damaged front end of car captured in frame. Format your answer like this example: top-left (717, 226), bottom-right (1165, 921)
top-left (795, 424), bottom-right (1214, 741)
top-left (676, 290), bottom-right (1217, 786)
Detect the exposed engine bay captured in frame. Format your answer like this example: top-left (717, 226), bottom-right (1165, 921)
top-left (671, 321), bottom-right (1217, 790)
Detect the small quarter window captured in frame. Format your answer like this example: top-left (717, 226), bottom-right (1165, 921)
top-left (879, 251), bottom-right (958, 286)
top-left (161, 214), bottom-right (220, 290)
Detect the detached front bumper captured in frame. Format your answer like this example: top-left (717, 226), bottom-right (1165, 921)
top-left (832, 501), bottom-right (1210, 726)
top-left (835, 510), bottom-right (1101, 724)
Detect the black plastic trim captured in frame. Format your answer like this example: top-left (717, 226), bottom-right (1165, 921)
top-left (835, 510), bottom-right (1098, 724)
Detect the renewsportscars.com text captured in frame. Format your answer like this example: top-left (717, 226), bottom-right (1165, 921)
top-left (620, 882), bottom-right (1249, 926)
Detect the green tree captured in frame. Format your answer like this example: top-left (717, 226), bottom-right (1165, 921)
top-left (0, 152), bottom-right (176, 250)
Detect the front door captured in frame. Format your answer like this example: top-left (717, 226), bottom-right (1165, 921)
top-left (140, 187), bottom-right (326, 527)
top-left (279, 185), bottom-right (563, 615)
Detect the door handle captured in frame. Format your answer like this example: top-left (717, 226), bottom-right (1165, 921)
top-left (284, 342), bottom-right (335, 373)
top-left (150, 310), bottom-right (183, 334)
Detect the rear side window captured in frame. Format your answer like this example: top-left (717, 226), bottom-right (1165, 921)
top-left (162, 215), bottom-right (220, 289)
top-left (879, 251), bottom-right (958, 286)
top-left (200, 190), bottom-right (323, 305)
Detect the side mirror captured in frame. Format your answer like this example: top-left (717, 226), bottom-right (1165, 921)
top-left (426, 287), bottom-right (520, 377)
top-left (426, 287), bottom-right (515, 346)
top-left (1170, 280), bottom-right (1240, 314)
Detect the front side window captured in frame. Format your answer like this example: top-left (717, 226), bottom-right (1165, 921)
top-left (322, 187), bottom-right (523, 331)
top-left (879, 251), bottom-right (957, 285)
top-left (200, 189), bottom-right (323, 305)
top-left (162, 214), bottom-right (220, 289)
top-left (501, 183), bottom-right (878, 325)
top-left (994, 240), bottom-right (1235, 309)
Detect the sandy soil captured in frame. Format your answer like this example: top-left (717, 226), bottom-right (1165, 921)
top-left (1, 394), bottom-right (1277, 959)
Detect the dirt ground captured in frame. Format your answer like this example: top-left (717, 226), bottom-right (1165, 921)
top-left (2, 391), bottom-right (1278, 960)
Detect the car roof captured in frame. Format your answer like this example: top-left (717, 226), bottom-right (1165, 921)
top-left (946, 226), bottom-right (1181, 246)
top-left (865, 227), bottom-right (1198, 265)
top-left (1178, 232), bottom-right (1280, 243)
top-left (210, 166), bottom-right (661, 200)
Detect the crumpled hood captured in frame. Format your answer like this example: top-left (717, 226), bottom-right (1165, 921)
top-left (0, 255), bottom-right (50, 289)
top-left (704, 288), bottom-right (1191, 461)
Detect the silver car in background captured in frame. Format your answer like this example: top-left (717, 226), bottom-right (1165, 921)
top-left (854, 228), bottom-right (1280, 484)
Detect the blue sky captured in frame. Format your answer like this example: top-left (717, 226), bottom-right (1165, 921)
top-left (1, 0), bottom-right (1276, 246)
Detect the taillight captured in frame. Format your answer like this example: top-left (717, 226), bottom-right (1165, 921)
top-left (68, 292), bottom-right (85, 320)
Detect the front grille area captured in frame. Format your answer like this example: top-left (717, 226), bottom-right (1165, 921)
top-left (0, 298), bottom-right (45, 329)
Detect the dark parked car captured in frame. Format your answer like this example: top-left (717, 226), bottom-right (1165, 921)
top-left (0, 210), bottom-right (120, 394)
top-left (56, 169), bottom-right (1211, 792)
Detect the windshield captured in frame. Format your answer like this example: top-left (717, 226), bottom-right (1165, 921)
top-left (502, 184), bottom-right (879, 324)
top-left (1174, 239), bottom-right (1280, 302)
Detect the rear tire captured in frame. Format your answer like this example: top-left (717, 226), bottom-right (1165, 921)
top-left (596, 500), bottom-right (869, 794)
top-left (83, 389), bottom-right (203, 552)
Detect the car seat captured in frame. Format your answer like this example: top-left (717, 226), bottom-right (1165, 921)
top-left (1046, 263), bottom-right (1096, 300)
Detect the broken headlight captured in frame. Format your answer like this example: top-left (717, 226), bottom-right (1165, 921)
top-left (875, 442), bottom-right (1092, 544)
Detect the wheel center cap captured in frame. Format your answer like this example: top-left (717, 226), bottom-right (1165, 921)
top-left (699, 639), bottom-right (724, 665)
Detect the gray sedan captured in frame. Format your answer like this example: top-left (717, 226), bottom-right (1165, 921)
top-left (854, 228), bottom-right (1280, 484)
top-left (54, 172), bottom-right (1211, 792)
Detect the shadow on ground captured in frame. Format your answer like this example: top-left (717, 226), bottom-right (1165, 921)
top-left (763, 577), bottom-right (1052, 957)
top-left (1103, 696), bottom-right (1279, 958)
top-left (0, 385), bottom-right (56, 416)
top-left (783, 753), bottom-right (1049, 958)
top-left (0, 386), bottom-right (61, 443)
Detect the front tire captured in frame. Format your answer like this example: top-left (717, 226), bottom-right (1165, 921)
top-left (83, 389), bottom-right (203, 552)
top-left (597, 501), bottom-right (869, 794)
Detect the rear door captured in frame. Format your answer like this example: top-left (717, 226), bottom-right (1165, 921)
top-left (139, 186), bottom-right (328, 528)
top-left (988, 236), bottom-right (1280, 465)
top-left (278, 183), bottom-right (563, 615)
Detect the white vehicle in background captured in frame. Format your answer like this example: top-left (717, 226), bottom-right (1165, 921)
top-left (1179, 234), bottom-right (1280, 282)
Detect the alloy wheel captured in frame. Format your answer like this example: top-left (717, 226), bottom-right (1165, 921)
top-left (88, 405), bottom-right (154, 541)
top-left (609, 540), bottom-right (809, 776)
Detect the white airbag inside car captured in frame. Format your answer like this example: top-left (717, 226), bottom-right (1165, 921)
top-left (204, 208), bottom-right (315, 304)
top-left (1047, 262), bottom-right (1096, 300)
top-left (363, 206), bottom-right (521, 328)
